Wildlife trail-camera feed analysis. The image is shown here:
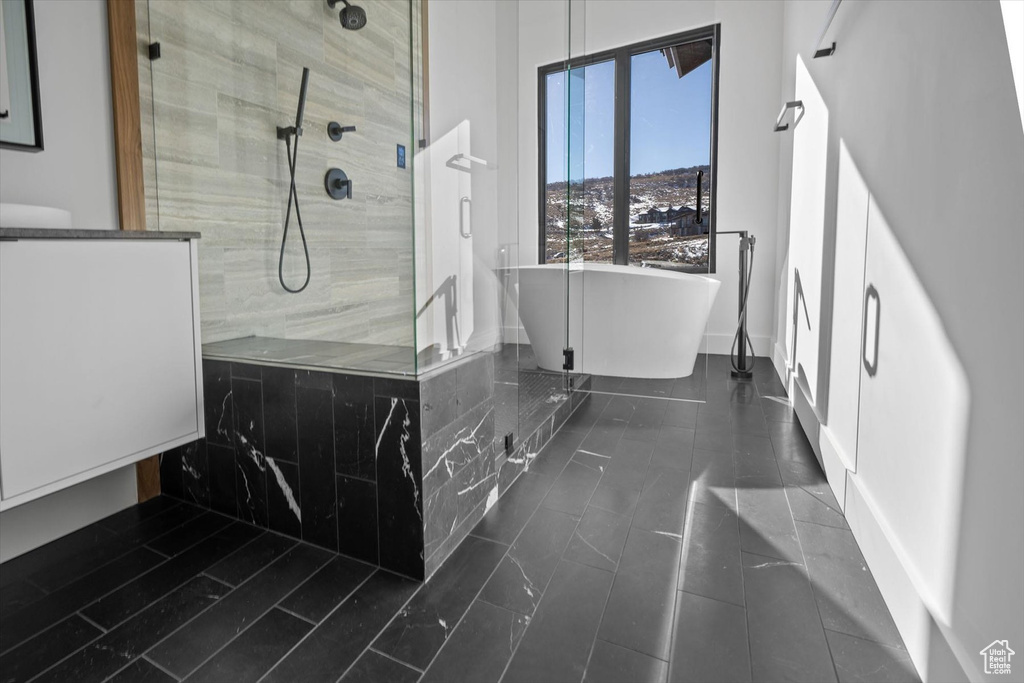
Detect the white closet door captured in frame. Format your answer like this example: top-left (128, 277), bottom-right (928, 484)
top-left (855, 199), bottom-right (969, 623)
top-left (822, 141), bottom-right (869, 491)
top-left (785, 57), bottom-right (829, 406)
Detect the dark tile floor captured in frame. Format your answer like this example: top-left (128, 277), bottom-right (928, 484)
top-left (0, 355), bottom-right (920, 683)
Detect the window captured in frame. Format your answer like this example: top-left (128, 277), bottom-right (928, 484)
top-left (539, 26), bottom-right (720, 271)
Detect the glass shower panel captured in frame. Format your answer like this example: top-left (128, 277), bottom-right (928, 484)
top-left (506, 0), bottom-right (573, 461)
top-left (567, 26), bottom-right (717, 404)
top-left (565, 60), bottom-right (587, 396)
top-left (145, 0), bottom-right (418, 375)
top-left (411, 0), bottom-right (520, 457)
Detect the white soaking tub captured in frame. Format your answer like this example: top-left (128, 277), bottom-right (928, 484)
top-left (517, 263), bottom-right (719, 379)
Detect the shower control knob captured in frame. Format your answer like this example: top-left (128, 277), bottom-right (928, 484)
top-left (325, 168), bottom-right (352, 200)
top-left (328, 122), bottom-right (356, 141)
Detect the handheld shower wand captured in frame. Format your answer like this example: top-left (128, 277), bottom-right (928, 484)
top-left (277, 67), bottom-right (311, 294)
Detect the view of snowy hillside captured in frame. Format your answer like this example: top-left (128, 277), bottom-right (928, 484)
top-left (544, 165), bottom-right (711, 267)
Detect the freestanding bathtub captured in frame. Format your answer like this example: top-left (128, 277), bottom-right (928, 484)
top-left (517, 263), bottom-right (720, 379)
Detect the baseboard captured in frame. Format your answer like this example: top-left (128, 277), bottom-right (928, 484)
top-left (791, 380), bottom-right (823, 469)
top-left (704, 333), bottom-right (771, 357)
top-left (772, 341), bottom-right (789, 392)
top-left (0, 465), bottom-right (137, 562)
top-left (817, 425), bottom-right (850, 512)
top-left (845, 474), bottom-right (971, 682)
top-left (502, 325), bottom-right (528, 345)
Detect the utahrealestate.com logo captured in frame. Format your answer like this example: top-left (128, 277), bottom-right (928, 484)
top-left (980, 640), bottom-right (1015, 676)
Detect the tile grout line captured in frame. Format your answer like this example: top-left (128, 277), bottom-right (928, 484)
top-left (75, 610), bottom-right (108, 634)
top-left (737, 378), bottom-right (774, 682)
top-left (252, 568), bottom-right (388, 683)
top-left (139, 548), bottom-right (335, 681)
top-left (677, 587), bottom-right (746, 611)
top-left (669, 424), bottom-right (706, 683)
top-left (577, 401), bottom-right (653, 681)
top-left (581, 396), bottom-right (688, 680)
top-left (102, 653), bottom-right (183, 683)
top-left (416, 397), bottom-right (610, 682)
top-left (275, 605), bottom-right (318, 627)
top-left (497, 396), bottom-right (645, 683)
top-left (367, 645), bottom-right (425, 673)
top-left (0, 501), bottom-right (205, 657)
top-left (734, 432), bottom-right (756, 683)
top-left (20, 509), bottom-right (256, 679)
top-left (820, 627), bottom-right (910, 653)
top-left (142, 654), bottom-right (184, 682)
top-left (274, 561), bottom-right (377, 629)
top-left (764, 395), bottom-right (844, 683)
top-left (320, 564), bottom-right (441, 683)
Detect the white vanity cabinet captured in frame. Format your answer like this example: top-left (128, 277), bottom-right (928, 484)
top-left (0, 230), bottom-right (204, 510)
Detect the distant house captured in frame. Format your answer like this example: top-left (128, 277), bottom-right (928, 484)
top-left (980, 640), bottom-right (1015, 675)
top-left (634, 205), bottom-right (707, 236)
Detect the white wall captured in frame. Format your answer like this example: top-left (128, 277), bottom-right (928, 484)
top-left (0, 0), bottom-right (118, 229)
top-left (0, 467), bottom-right (137, 562)
top-left (0, 0), bottom-right (134, 561)
top-left (517, 0), bottom-right (784, 356)
top-left (772, 2), bottom-right (1024, 680)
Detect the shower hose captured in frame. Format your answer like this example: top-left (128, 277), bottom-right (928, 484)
top-left (278, 133), bottom-right (311, 293)
top-left (730, 236), bottom-right (756, 375)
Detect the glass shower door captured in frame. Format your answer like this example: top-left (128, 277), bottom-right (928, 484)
top-left (565, 27), bottom-right (719, 406)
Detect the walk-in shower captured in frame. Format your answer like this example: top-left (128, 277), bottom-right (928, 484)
top-left (137, 0), bottom-right (719, 578)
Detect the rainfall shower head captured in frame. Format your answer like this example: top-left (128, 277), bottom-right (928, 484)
top-left (328, 0), bottom-right (367, 30)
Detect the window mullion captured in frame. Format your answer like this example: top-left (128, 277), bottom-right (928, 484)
top-left (612, 48), bottom-right (630, 266)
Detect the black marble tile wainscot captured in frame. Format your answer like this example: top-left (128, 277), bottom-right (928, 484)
top-left (297, 383), bottom-right (338, 552)
top-left (375, 396), bottom-right (424, 578)
top-left (162, 360), bottom-right (424, 578)
top-left (231, 374), bottom-right (268, 527)
top-left (334, 374), bottom-right (375, 480)
top-left (162, 354), bottom-right (587, 581)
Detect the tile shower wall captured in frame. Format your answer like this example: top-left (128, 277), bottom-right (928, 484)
top-left (137, 0), bottom-right (418, 347)
top-left (160, 360), bottom-right (426, 578)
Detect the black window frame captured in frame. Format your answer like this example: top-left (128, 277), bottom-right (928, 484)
top-left (538, 24), bottom-right (721, 272)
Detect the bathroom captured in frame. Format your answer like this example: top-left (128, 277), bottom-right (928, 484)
top-left (0, 0), bottom-right (1021, 681)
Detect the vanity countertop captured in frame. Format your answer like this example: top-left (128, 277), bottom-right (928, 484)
top-left (0, 228), bottom-right (201, 240)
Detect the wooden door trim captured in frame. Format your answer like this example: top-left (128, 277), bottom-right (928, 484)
top-left (107, 0), bottom-right (160, 501)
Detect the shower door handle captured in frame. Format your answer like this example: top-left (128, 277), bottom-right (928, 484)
top-left (694, 170), bottom-right (703, 224)
top-left (459, 196), bottom-right (472, 239)
top-left (862, 284), bottom-right (880, 377)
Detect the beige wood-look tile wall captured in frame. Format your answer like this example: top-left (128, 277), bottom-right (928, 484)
top-left (137, 0), bottom-right (417, 348)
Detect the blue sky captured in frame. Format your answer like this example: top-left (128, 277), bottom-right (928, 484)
top-left (546, 50), bottom-right (712, 181)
